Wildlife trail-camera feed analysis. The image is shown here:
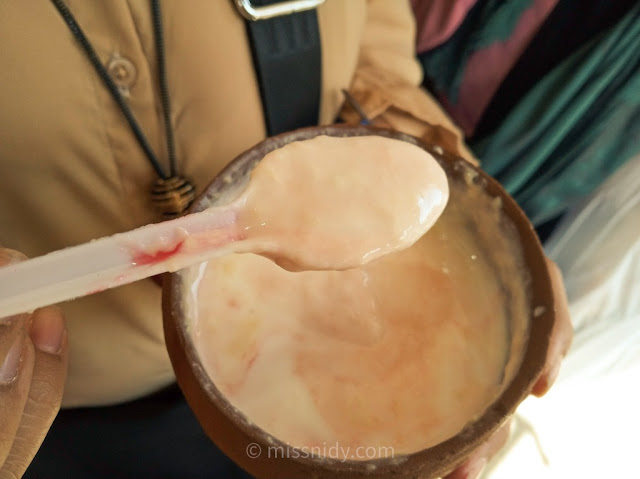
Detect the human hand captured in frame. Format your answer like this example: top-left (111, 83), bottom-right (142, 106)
top-left (0, 248), bottom-right (68, 479)
top-left (444, 257), bottom-right (573, 479)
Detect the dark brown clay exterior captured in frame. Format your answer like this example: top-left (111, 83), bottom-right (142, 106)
top-left (163, 126), bottom-right (556, 479)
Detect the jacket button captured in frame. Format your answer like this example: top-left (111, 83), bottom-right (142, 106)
top-left (107, 54), bottom-right (137, 91)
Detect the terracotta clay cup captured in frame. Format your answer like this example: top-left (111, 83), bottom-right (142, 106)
top-left (162, 126), bottom-right (555, 479)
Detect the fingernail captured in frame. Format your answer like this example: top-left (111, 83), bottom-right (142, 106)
top-left (0, 248), bottom-right (27, 267)
top-left (465, 458), bottom-right (487, 479)
top-left (0, 335), bottom-right (23, 384)
top-left (30, 307), bottom-right (65, 354)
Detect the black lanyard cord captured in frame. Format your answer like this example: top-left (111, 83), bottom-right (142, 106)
top-left (150, 0), bottom-right (177, 178)
top-left (49, 0), bottom-right (177, 181)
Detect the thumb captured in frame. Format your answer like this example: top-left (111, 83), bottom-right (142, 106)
top-left (0, 306), bottom-right (68, 479)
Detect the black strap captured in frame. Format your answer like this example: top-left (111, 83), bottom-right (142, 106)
top-left (244, 0), bottom-right (322, 136)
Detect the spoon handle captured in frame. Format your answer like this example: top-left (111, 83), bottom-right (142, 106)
top-left (0, 207), bottom-right (240, 317)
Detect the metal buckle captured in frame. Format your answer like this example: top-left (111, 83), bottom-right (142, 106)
top-left (235, 0), bottom-right (325, 21)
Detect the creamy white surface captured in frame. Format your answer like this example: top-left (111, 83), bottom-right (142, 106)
top-left (235, 135), bottom-right (449, 270)
top-left (186, 143), bottom-right (530, 460)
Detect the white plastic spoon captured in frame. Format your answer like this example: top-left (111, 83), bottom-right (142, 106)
top-left (0, 136), bottom-right (449, 317)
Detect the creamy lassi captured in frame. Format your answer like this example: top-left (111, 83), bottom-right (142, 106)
top-left (231, 135), bottom-right (449, 270)
top-left (184, 136), bottom-right (530, 461)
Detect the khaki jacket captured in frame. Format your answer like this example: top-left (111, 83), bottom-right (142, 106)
top-left (0, 0), bottom-right (471, 406)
